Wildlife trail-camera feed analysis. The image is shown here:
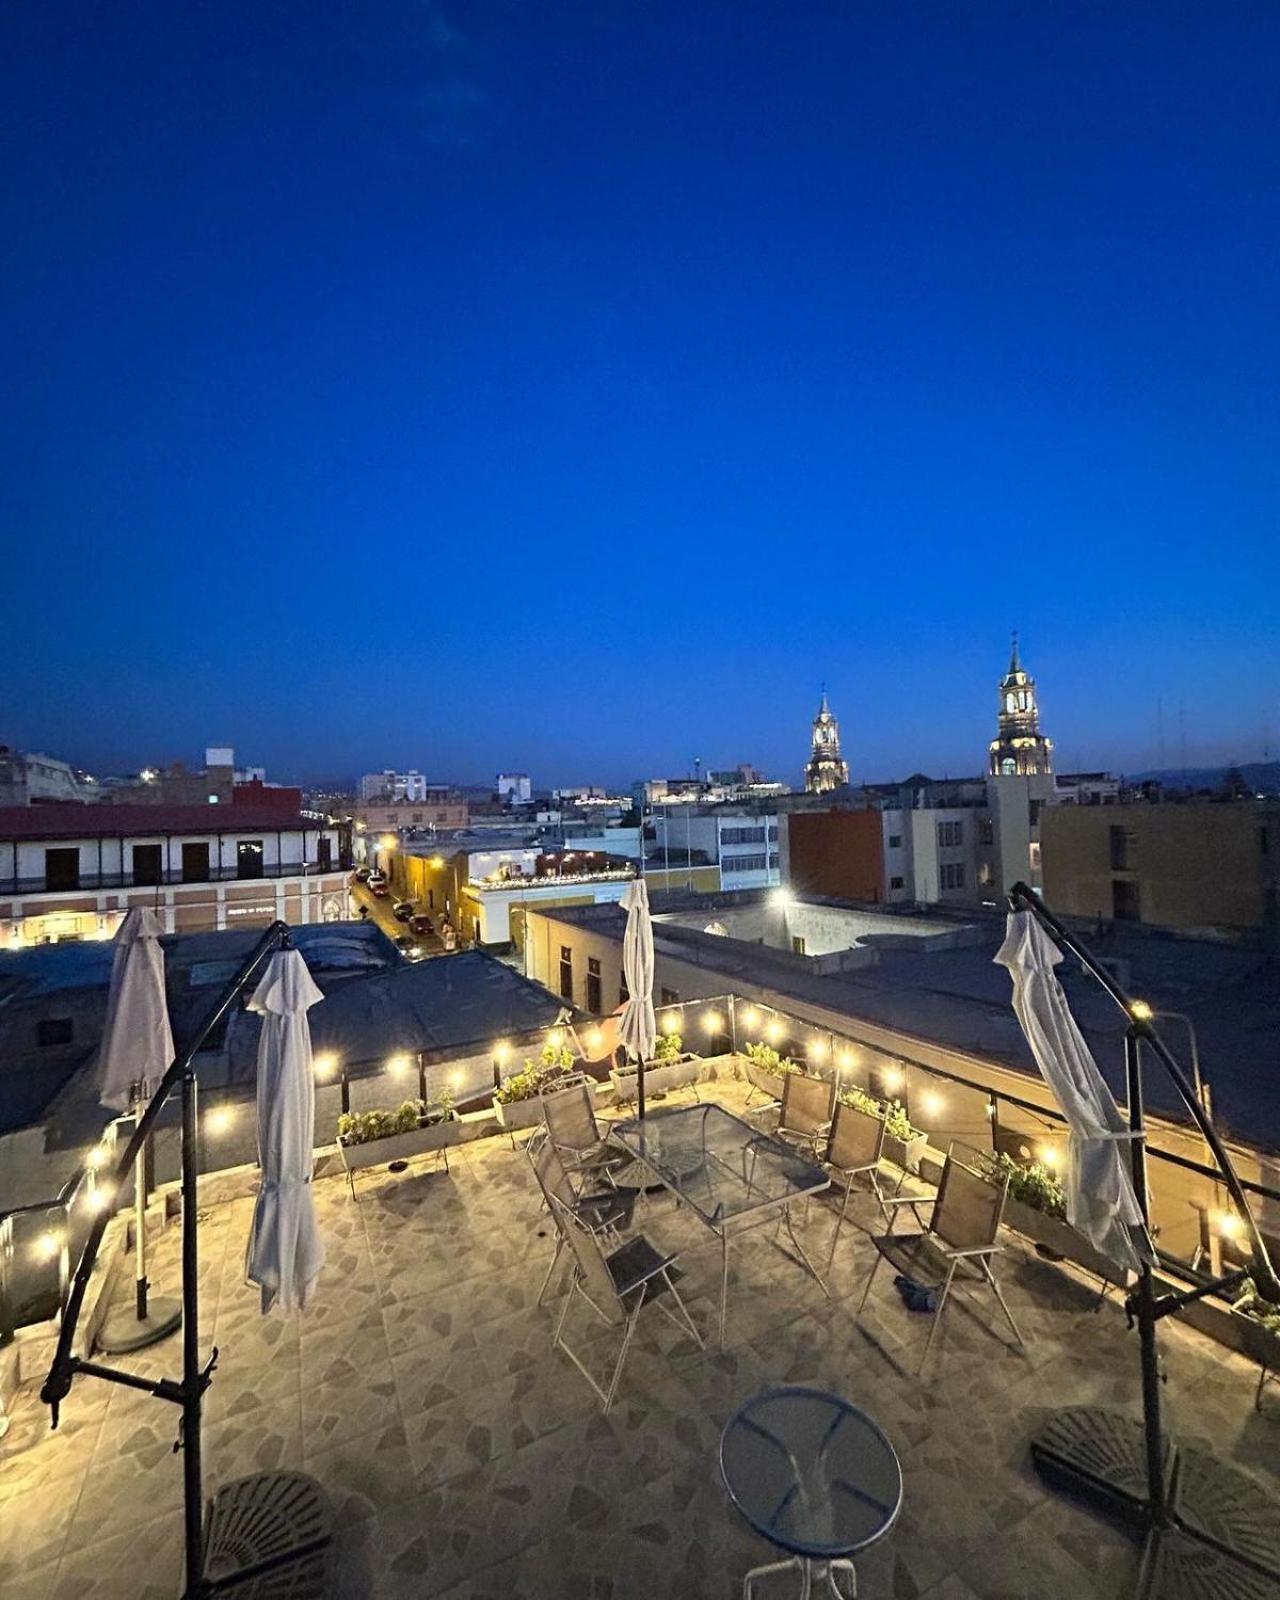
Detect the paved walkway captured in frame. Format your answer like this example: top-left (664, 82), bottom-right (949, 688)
top-left (1, 1082), bottom-right (1276, 1599)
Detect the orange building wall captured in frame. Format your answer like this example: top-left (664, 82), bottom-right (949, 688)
top-left (787, 810), bottom-right (885, 902)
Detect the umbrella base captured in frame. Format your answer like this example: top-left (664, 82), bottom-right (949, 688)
top-left (1033, 1407), bottom-right (1280, 1594)
top-left (96, 1294), bottom-right (182, 1354)
top-left (200, 1469), bottom-right (330, 1598)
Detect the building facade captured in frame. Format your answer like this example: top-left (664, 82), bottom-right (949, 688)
top-left (1040, 800), bottom-right (1280, 935)
top-left (988, 635), bottom-right (1053, 776)
top-left (649, 809), bottom-right (781, 890)
top-left (496, 773), bottom-right (533, 804)
top-left (358, 769), bottom-right (456, 804)
top-left (804, 692), bottom-right (850, 793)
top-left (0, 802), bottom-right (350, 946)
top-left (353, 793), bottom-right (469, 836)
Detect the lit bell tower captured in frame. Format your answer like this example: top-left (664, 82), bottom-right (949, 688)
top-left (988, 633), bottom-right (1053, 776)
top-left (805, 689), bottom-right (850, 793)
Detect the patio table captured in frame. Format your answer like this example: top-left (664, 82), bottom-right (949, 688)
top-left (611, 1102), bottom-right (831, 1346)
top-left (720, 1385), bottom-right (903, 1598)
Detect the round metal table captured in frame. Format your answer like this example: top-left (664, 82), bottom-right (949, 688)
top-left (720, 1386), bottom-right (903, 1598)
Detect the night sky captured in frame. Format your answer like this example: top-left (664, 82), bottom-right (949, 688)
top-left (5, 4), bottom-right (1278, 788)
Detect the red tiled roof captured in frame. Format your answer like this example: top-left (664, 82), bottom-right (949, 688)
top-left (0, 802), bottom-right (322, 841)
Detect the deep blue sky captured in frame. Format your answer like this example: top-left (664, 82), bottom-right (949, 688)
top-left (4, 3), bottom-right (1278, 788)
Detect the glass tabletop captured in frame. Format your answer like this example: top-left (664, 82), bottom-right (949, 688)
top-left (611, 1102), bottom-right (828, 1227)
top-left (720, 1387), bottom-right (903, 1558)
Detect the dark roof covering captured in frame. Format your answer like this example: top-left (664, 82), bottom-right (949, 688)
top-left (0, 802), bottom-right (320, 839)
top-left (538, 899), bottom-right (1280, 1153)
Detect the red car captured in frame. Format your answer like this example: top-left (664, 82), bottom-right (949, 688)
top-left (409, 912), bottom-right (434, 936)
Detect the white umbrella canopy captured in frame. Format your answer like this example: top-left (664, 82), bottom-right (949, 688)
top-left (995, 909), bottom-right (1153, 1276)
top-left (244, 949), bottom-right (326, 1315)
top-left (617, 879), bottom-right (656, 1067)
top-left (98, 907), bottom-right (175, 1112)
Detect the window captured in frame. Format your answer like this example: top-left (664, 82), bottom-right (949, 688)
top-left (979, 863), bottom-right (994, 886)
top-left (887, 834), bottom-right (902, 849)
top-left (182, 841), bottom-right (210, 883)
top-left (1110, 826), bottom-right (1136, 871)
top-left (890, 875), bottom-right (905, 890)
top-left (978, 820), bottom-right (994, 846)
top-left (720, 826), bottom-right (766, 846)
top-left (660, 987), bottom-right (679, 1006)
top-left (132, 843), bottom-right (163, 886)
top-left (940, 863), bottom-right (966, 891)
top-left (767, 825), bottom-right (779, 842)
top-left (44, 847), bottom-right (80, 892)
top-left (1113, 878), bottom-right (1141, 922)
top-left (792, 935), bottom-right (806, 955)
top-left (586, 956), bottom-right (602, 1013)
top-left (316, 836), bottom-right (332, 871)
top-left (411, 812), bottom-right (423, 824)
top-left (722, 853), bottom-right (767, 873)
top-left (559, 945), bottom-right (573, 1001)
top-left (768, 852), bottom-right (780, 869)
top-left (937, 821), bottom-right (963, 849)
top-left (237, 840), bottom-right (264, 880)
top-left (37, 1017), bottom-right (75, 1047)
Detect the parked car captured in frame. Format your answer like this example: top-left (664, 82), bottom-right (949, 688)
top-left (371, 880), bottom-right (390, 898)
top-left (353, 866), bottom-right (372, 882)
top-left (393, 933), bottom-right (415, 952)
top-left (409, 913), bottom-right (434, 936)
top-left (392, 900), bottom-right (415, 922)
top-left (367, 870), bottom-right (386, 886)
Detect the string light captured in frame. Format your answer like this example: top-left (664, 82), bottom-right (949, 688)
top-left (313, 1051), bottom-right (339, 1080)
top-left (450, 1071), bottom-right (464, 1090)
top-left (86, 1185), bottom-right (116, 1215)
top-left (1215, 1210), bottom-right (1243, 1240)
top-left (547, 1029), bottom-right (563, 1050)
top-left (808, 1037), bottom-right (829, 1061)
top-left (85, 1143), bottom-right (111, 1171)
top-left (33, 1231), bottom-right (63, 1263)
top-left (661, 1013), bottom-right (683, 1036)
top-left (1129, 1000), bottom-right (1153, 1022)
top-left (588, 1027), bottom-right (605, 1052)
top-left (742, 1007), bottom-right (760, 1030)
top-left (837, 1047), bottom-right (856, 1071)
top-left (766, 1019), bottom-right (784, 1044)
top-left (881, 1065), bottom-right (906, 1094)
top-left (206, 1105), bottom-right (235, 1135)
top-left (921, 1090), bottom-right (944, 1121)
top-left (386, 1054), bottom-right (413, 1078)
top-left (1038, 1144), bottom-right (1061, 1169)
top-left (493, 1040), bottom-right (511, 1064)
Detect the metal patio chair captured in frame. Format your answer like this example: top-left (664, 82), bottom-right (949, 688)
top-left (526, 1128), bottom-right (639, 1305)
top-left (772, 1071), bottom-right (836, 1158)
top-left (541, 1072), bottom-right (632, 1185)
top-left (824, 1097), bottom-right (890, 1270)
top-left (548, 1191), bottom-right (704, 1411)
top-left (856, 1143), bottom-right (1025, 1371)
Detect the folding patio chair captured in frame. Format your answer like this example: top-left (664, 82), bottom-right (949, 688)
top-left (856, 1143), bottom-right (1025, 1371)
top-left (541, 1072), bottom-right (632, 1184)
top-left (772, 1071), bottom-right (836, 1157)
top-left (548, 1191), bottom-right (703, 1411)
top-left (526, 1128), bottom-right (639, 1305)
top-left (824, 1097), bottom-right (889, 1270)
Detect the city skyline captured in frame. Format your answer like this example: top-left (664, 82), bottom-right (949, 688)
top-left (6, 4), bottom-right (1278, 785)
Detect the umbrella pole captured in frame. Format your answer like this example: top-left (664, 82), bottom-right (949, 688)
top-left (97, 1096), bottom-right (182, 1353)
top-left (1124, 1030), bottom-right (1167, 1528)
top-left (179, 1056), bottom-right (207, 1599)
top-left (133, 1102), bottom-right (149, 1319)
top-left (636, 1052), bottom-right (646, 1121)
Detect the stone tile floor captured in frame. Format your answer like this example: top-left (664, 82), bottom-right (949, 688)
top-left (1, 1081), bottom-right (1277, 1599)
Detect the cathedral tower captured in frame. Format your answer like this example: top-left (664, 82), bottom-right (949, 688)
top-left (989, 634), bottom-right (1053, 776)
top-left (805, 689), bottom-right (850, 793)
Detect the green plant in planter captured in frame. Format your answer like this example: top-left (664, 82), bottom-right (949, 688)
top-left (837, 1084), bottom-right (882, 1118)
top-left (882, 1098), bottom-right (924, 1145)
top-left (494, 1042), bottom-right (575, 1105)
top-left (980, 1151), bottom-right (1066, 1219)
top-left (744, 1041), bottom-right (801, 1076)
top-left (1234, 1276), bottom-right (1280, 1336)
top-left (654, 1031), bottom-right (684, 1064)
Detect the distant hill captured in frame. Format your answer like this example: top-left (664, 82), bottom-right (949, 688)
top-left (1127, 761), bottom-right (1280, 795)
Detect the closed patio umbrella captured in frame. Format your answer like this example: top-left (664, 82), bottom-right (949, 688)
top-left (245, 948), bottom-right (326, 1313)
top-left (617, 879), bottom-right (657, 1117)
top-left (97, 907), bottom-right (181, 1351)
top-left (995, 909), bottom-right (1152, 1276)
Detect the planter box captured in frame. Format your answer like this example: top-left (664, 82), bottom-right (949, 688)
top-left (1001, 1195), bottom-right (1128, 1290)
top-left (610, 1054), bottom-right (700, 1104)
top-left (885, 1130), bottom-right (930, 1175)
top-left (338, 1113), bottom-right (460, 1195)
top-left (493, 1096), bottom-right (546, 1132)
top-left (743, 1060), bottom-right (785, 1104)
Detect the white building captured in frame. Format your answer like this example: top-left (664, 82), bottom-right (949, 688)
top-left (359, 769), bottom-right (443, 804)
top-left (0, 802), bottom-right (348, 946)
top-left (649, 809), bottom-right (781, 891)
top-left (496, 773), bottom-right (533, 804)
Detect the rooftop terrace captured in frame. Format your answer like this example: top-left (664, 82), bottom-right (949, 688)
top-left (1, 1080), bottom-right (1275, 1600)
